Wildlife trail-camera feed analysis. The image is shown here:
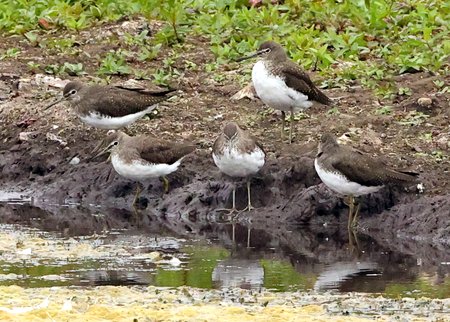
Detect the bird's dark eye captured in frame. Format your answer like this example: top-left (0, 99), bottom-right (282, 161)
top-left (113, 141), bottom-right (118, 146)
top-left (70, 89), bottom-right (77, 95)
top-left (264, 48), bottom-right (271, 53)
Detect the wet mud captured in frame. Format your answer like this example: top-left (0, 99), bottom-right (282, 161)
top-left (1, 133), bottom-right (448, 248)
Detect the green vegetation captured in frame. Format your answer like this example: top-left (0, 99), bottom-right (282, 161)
top-left (0, 0), bottom-right (448, 88)
top-left (398, 110), bottom-right (430, 126)
top-left (98, 50), bottom-right (132, 75)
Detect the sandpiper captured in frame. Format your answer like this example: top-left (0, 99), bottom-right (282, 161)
top-left (92, 131), bottom-right (195, 207)
top-left (237, 41), bottom-right (331, 143)
top-left (212, 122), bottom-right (265, 214)
top-left (314, 133), bottom-right (419, 230)
top-left (46, 81), bottom-right (175, 130)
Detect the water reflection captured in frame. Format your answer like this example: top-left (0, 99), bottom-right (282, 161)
top-left (0, 202), bottom-right (449, 298)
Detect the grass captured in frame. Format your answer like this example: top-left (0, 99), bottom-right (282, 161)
top-left (0, 0), bottom-right (449, 90)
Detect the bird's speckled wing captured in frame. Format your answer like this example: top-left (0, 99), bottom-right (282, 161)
top-left (83, 86), bottom-right (175, 117)
top-left (137, 137), bottom-right (195, 164)
top-left (237, 132), bottom-right (265, 156)
top-left (331, 149), bottom-right (417, 187)
top-left (282, 61), bottom-right (331, 105)
top-left (212, 134), bottom-right (226, 156)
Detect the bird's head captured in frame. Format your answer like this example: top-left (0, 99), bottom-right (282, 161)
top-left (317, 133), bottom-right (339, 156)
top-left (235, 41), bottom-right (286, 62)
top-left (222, 122), bottom-right (240, 142)
top-left (62, 81), bottom-right (83, 103)
top-left (90, 131), bottom-right (127, 161)
top-left (45, 81), bottom-right (84, 109)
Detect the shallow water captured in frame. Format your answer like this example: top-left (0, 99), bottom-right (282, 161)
top-left (0, 200), bottom-right (448, 299)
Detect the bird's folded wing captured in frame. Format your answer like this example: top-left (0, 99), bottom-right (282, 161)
top-left (140, 139), bottom-right (195, 164)
top-left (282, 63), bottom-right (331, 105)
top-left (332, 152), bottom-right (385, 187)
top-left (86, 87), bottom-right (173, 118)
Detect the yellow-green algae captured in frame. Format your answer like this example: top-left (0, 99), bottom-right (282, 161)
top-left (0, 285), bottom-right (447, 322)
top-left (0, 286), bottom-right (412, 321)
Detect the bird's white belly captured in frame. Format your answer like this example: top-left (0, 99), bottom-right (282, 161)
top-left (79, 105), bottom-right (157, 130)
top-left (252, 61), bottom-right (312, 112)
top-left (111, 154), bottom-right (181, 181)
top-left (213, 147), bottom-right (265, 178)
top-left (314, 159), bottom-right (383, 197)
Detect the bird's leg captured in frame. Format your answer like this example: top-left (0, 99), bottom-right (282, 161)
top-left (161, 176), bottom-right (170, 194)
top-left (347, 196), bottom-right (355, 231)
top-left (232, 187), bottom-right (236, 212)
top-left (281, 111), bottom-right (286, 140)
top-left (131, 206), bottom-right (143, 226)
top-left (247, 226), bottom-right (252, 248)
top-left (216, 186), bottom-right (239, 217)
top-left (351, 199), bottom-right (361, 229)
top-left (232, 221), bottom-right (236, 244)
top-left (132, 183), bottom-right (142, 207)
top-left (348, 227), bottom-right (361, 254)
top-left (241, 180), bottom-right (255, 212)
top-left (289, 107), bottom-right (294, 144)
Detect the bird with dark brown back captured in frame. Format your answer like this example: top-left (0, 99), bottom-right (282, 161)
top-left (237, 41), bottom-right (332, 143)
top-left (212, 122), bottom-right (265, 215)
top-left (91, 131), bottom-right (195, 207)
top-left (314, 133), bottom-right (421, 230)
top-left (46, 81), bottom-right (175, 130)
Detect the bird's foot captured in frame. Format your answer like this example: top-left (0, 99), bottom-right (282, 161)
top-left (215, 208), bottom-right (241, 221)
top-left (348, 229), bottom-right (361, 254)
top-left (241, 204), bottom-right (255, 212)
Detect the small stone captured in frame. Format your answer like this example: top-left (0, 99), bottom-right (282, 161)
top-left (417, 183), bottom-right (425, 193)
top-left (435, 136), bottom-right (449, 150)
top-left (46, 132), bottom-right (67, 146)
top-left (69, 157), bottom-right (80, 165)
top-left (18, 131), bottom-right (38, 141)
top-left (417, 97), bottom-right (432, 107)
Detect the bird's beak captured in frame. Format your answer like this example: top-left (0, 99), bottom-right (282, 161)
top-left (89, 141), bottom-right (111, 162)
top-left (45, 96), bottom-right (66, 110)
top-left (235, 49), bottom-right (268, 62)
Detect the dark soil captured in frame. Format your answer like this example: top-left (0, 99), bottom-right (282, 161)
top-left (0, 18), bottom-right (449, 248)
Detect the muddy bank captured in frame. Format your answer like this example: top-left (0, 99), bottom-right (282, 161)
top-left (0, 130), bottom-right (449, 247)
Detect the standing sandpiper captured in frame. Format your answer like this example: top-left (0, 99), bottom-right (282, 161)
top-left (314, 133), bottom-right (420, 230)
top-left (212, 122), bottom-right (265, 214)
top-left (92, 131), bottom-right (195, 207)
top-left (46, 81), bottom-right (175, 130)
top-left (237, 41), bottom-right (331, 143)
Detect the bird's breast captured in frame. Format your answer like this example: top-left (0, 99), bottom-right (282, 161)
top-left (252, 61), bottom-right (311, 111)
top-left (213, 145), bottom-right (265, 178)
top-left (111, 154), bottom-right (181, 181)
